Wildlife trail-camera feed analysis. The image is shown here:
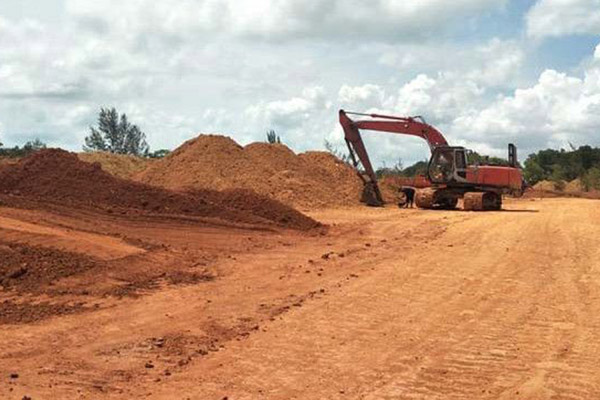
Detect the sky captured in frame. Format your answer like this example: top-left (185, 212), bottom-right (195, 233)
top-left (1, 0), bottom-right (600, 166)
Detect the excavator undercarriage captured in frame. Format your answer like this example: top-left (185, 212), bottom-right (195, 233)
top-left (414, 188), bottom-right (501, 211)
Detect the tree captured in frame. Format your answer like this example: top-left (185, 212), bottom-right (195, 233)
top-left (582, 167), bottom-right (600, 191)
top-left (467, 151), bottom-right (510, 166)
top-left (23, 138), bottom-right (47, 152)
top-left (376, 158), bottom-right (404, 178)
top-left (401, 160), bottom-right (429, 177)
top-left (523, 159), bottom-right (545, 185)
top-left (0, 138), bottom-right (46, 158)
top-left (266, 129), bottom-right (281, 144)
top-left (549, 164), bottom-right (567, 190)
top-left (84, 107), bottom-right (149, 156)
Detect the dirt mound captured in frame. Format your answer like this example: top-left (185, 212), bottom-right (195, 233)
top-left (78, 152), bottom-right (153, 179)
top-left (297, 151), bottom-right (363, 205)
top-left (136, 135), bottom-right (362, 209)
top-left (565, 178), bottom-right (583, 193)
top-left (533, 180), bottom-right (561, 191)
top-left (134, 135), bottom-right (246, 190)
top-left (0, 149), bottom-right (319, 231)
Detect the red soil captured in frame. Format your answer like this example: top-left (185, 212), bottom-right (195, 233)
top-left (0, 149), bottom-right (319, 231)
top-left (135, 135), bottom-right (362, 209)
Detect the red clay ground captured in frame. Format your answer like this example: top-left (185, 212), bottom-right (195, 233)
top-left (2, 197), bottom-right (600, 399)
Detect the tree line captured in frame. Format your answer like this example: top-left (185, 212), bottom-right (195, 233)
top-left (0, 139), bottom-right (47, 157)
top-left (523, 146), bottom-right (600, 191)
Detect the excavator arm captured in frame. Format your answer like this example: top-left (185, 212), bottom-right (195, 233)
top-left (339, 109), bottom-right (448, 206)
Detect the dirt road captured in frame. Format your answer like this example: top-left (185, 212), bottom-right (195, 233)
top-left (2, 198), bottom-right (600, 399)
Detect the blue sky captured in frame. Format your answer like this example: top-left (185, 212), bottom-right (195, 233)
top-left (1, 0), bottom-right (599, 166)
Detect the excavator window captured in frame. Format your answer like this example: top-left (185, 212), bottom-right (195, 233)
top-left (429, 148), bottom-right (455, 183)
top-left (429, 147), bottom-right (468, 183)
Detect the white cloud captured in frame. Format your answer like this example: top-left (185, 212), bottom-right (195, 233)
top-left (246, 86), bottom-right (328, 126)
top-left (2, 0), bottom-right (599, 170)
top-left (526, 0), bottom-right (600, 38)
top-left (375, 38), bottom-right (524, 88)
top-left (0, 100), bottom-right (94, 149)
top-left (466, 39), bottom-right (524, 86)
top-left (394, 73), bottom-right (485, 122)
top-left (243, 86), bottom-right (332, 149)
top-left (65, 0), bottom-right (506, 41)
top-left (0, 1), bottom-right (513, 156)
top-left (449, 67), bottom-right (600, 155)
top-left (338, 84), bottom-right (388, 111)
top-left (0, 16), bottom-right (85, 99)
top-left (323, 42), bottom-right (600, 163)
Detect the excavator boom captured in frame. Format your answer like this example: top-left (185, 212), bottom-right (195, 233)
top-left (339, 109), bottom-right (448, 206)
top-left (347, 112), bottom-right (448, 148)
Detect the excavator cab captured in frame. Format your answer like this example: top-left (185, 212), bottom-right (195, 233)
top-left (428, 146), bottom-right (469, 184)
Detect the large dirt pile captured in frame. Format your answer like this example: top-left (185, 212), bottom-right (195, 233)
top-left (136, 135), bottom-right (362, 209)
top-left (533, 180), bottom-right (562, 191)
top-left (0, 149), bottom-right (319, 231)
top-left (565, 178), bottom-right (584, 193)
top-left (78, 152), bottom-right (153, 180)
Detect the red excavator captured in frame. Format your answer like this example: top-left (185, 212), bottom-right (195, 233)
top-left (339, 110), bottom-right (524, 211)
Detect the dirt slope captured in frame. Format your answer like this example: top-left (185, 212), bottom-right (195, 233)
top-left (0, 149), bottom-right (319, 231)
top-left (3, 198), bottom-right (600, 399)
top-left (135, 135), bottom-right (362, 209)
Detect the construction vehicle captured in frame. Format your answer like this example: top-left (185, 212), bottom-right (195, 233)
top-left (339, 110), bottom-right (524, 211)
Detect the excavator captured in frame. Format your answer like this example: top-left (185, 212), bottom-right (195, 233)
top-left (339, 110), bottom-right (524, 211)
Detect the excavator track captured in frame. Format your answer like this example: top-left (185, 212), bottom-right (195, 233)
top-left (415, 188), bottom-right (459, 210)
top-left (415, 188), bottom-right (436, 209)
top-left (463, 192), bottom-right (502, 211)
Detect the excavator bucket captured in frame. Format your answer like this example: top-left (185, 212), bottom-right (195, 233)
top-left (361, 182), bottom-right (384, 207)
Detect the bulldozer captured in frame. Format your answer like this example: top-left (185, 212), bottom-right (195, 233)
top-left (339, 110), bottom-right (524, 211)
